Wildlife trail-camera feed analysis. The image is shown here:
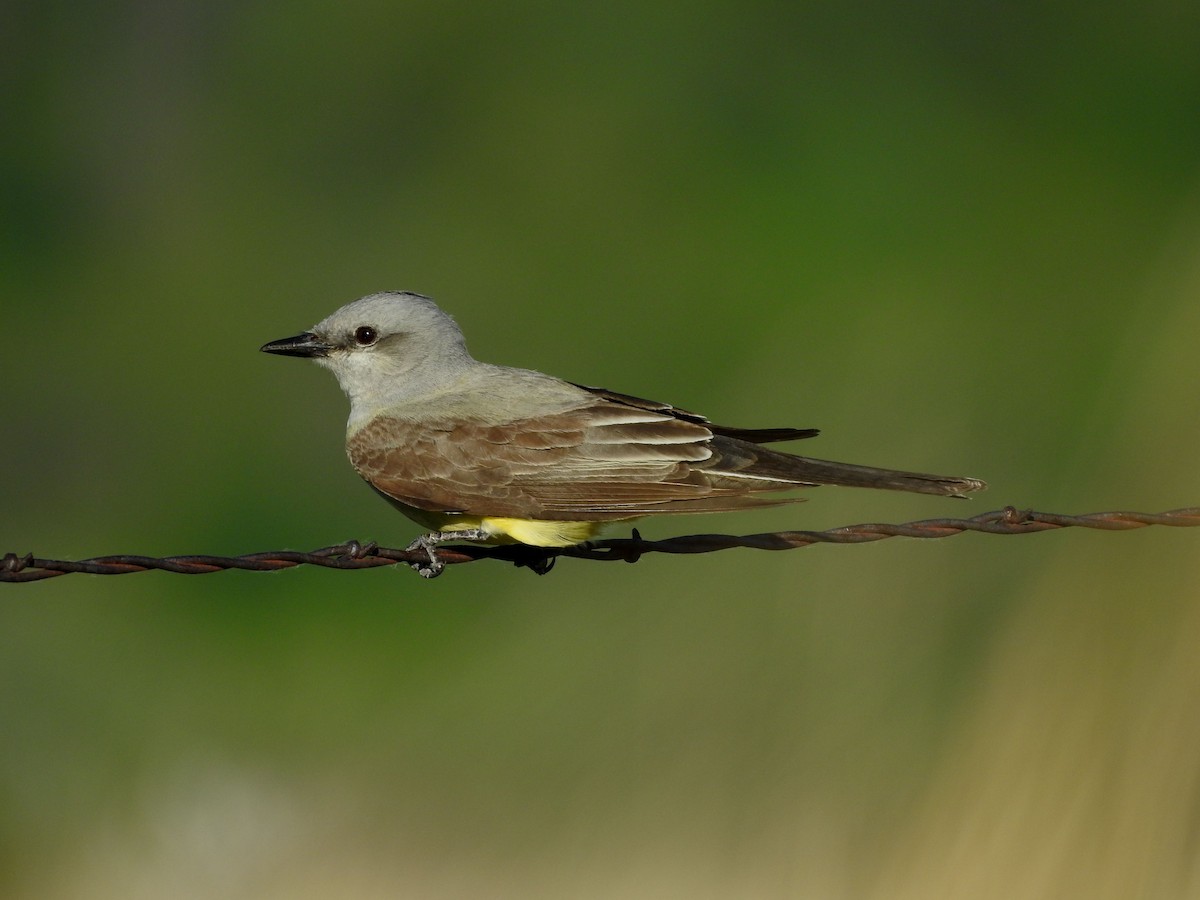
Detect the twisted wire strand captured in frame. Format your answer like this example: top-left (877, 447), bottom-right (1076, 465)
top-left (3, 506), bottom-right (1197, 583)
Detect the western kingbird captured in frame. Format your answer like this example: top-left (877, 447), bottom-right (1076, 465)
top-left (262, 291), bottom-right (985, 577)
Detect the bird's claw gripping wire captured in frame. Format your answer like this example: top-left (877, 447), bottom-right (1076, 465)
top-left (405, 528), bottom-right (492, 579)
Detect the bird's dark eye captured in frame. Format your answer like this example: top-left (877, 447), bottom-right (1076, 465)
top-left (353, 325), bottom-right (378, 346)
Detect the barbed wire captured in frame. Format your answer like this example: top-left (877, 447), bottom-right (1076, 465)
top-left (2, 506), bottom-right (1197, 583)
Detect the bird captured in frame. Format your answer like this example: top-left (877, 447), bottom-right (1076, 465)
top-left (261, 291), bottom-right (985, 577)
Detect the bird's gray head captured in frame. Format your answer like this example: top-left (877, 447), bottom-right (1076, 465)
top-left (261, 291), bottom-right (476, 417)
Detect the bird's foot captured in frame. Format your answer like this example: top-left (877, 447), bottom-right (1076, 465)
top-left (521, 553), bottom-right (556, 576)
top-left (405, 528), bottom-right (491, 579)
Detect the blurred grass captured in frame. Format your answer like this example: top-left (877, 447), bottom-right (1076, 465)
top-left (3, 2), bottom-right (1200, 897)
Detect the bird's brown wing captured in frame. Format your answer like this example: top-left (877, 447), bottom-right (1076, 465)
top-left (346, 401), bottom-right (806, 522)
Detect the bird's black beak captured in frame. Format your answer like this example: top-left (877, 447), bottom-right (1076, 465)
top-left (260, 332), bottom-right (333, 358)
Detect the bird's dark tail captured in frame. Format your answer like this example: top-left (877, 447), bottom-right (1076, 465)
top-left (738, 445), bottom-right (987, 498)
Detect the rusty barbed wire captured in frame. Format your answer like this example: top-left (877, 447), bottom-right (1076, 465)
top-left (2, 506), bottom-right (1197, 583)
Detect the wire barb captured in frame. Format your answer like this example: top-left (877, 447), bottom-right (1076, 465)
top-left (2, 506), bottom-right (1197, 583)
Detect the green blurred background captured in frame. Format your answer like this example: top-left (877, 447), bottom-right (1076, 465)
top-left (3, 3), bottom-right (1200, 897)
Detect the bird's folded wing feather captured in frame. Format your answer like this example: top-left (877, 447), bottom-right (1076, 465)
top-left (346, 402), bottom-right (806, 521)
top-left (572, 383), bottom-right (820, 443)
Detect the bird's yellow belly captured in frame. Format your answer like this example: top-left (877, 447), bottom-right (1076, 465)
top-left (394, 502), bottom-right (604, 547)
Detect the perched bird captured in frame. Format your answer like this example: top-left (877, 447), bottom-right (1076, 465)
top-left (262, 291), bottom-right (985, 576)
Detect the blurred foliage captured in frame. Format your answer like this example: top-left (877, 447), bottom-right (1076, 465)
top-left (2, 2), bottom-right (1200, 897)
